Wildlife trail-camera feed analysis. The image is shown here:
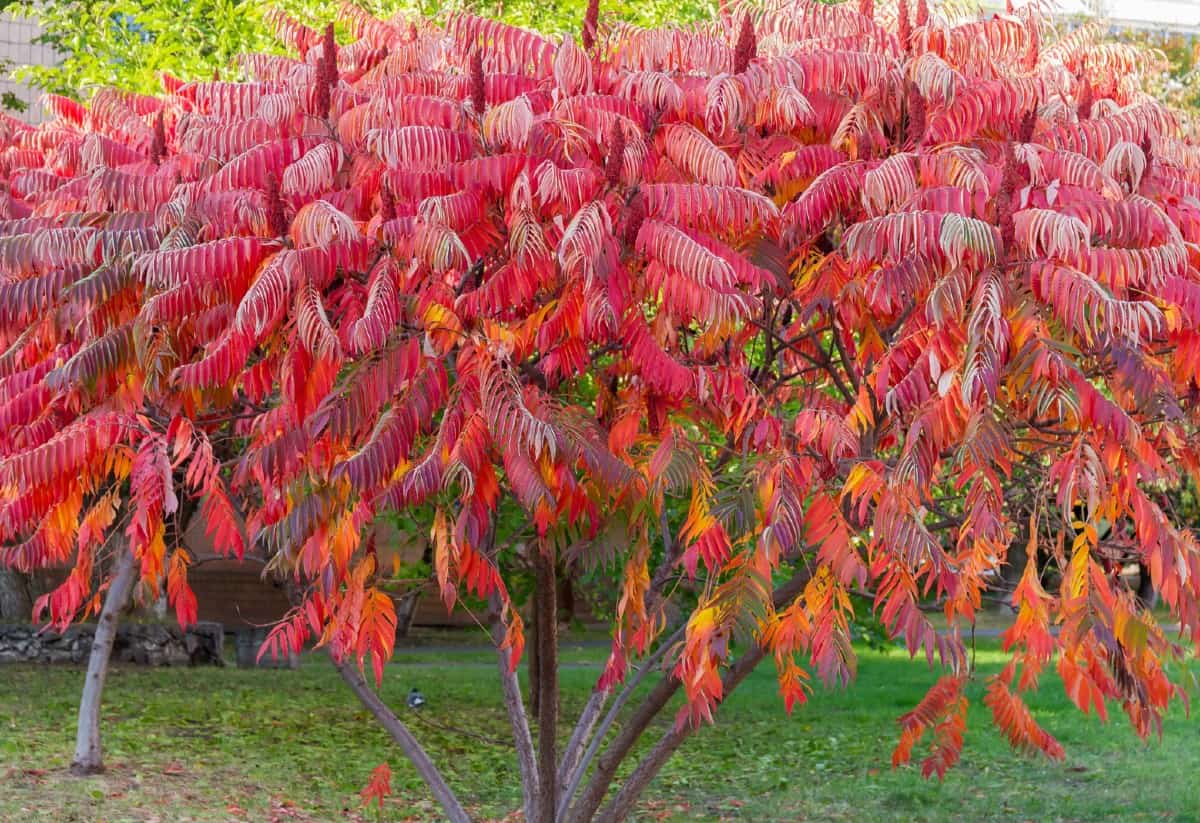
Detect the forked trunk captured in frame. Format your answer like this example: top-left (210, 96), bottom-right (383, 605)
top-left (71, 547), bottom-right (138, 776)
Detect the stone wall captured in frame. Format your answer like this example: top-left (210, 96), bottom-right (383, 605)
top-left (0, 621), bottom-right (225, 666)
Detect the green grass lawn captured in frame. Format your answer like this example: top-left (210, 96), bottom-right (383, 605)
top-left (1, 635), bottom-right (1198, 822)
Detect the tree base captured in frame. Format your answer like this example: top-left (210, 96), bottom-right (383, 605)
top-left (69, 761), bottom-right (105, 777)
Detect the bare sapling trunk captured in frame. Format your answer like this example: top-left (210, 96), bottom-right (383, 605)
top-left (333, 653), bottom-right (472, 823)
top-left (71, 546), bottom-right (138, 776)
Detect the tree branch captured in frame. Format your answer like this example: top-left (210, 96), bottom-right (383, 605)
top-left (558, 689), bottom-right (606, 796)
top-left (567, 565), bottom-right (814, 822)
top-left (557, 624), bottom-right (686, 821)
top-left (564, 668), bottom-right (681, 823)
top-left (489, 594), bottom-right (538, 822)
top-left (596, 641), bottom-right (768, 823)
top-left (332, 654), bottom-right (472, 823)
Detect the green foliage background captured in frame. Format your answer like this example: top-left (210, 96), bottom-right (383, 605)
top-left (8, 0), bottom-right (1199, 114)
top-left (3, 0), bottom-right (714, 104)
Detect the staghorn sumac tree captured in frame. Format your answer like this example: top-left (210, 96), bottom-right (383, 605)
top-left (4, 0), bottom-right (1200, 819)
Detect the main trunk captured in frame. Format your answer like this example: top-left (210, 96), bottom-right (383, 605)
top-left (528, 585), bottom-right (541, 719)
top-left (534, 544), bottom-right (558, 823)
top-left (71, 547), bottom-right (138, 776)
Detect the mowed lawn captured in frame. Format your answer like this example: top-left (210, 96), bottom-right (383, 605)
top-left (1, 634), bottom-right (1198, 822)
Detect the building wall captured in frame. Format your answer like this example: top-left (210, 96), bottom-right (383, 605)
top-left (0, 13), bottom-right (53, 123)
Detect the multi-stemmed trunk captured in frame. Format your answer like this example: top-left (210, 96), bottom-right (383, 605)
top-left (71, 546), bottom-right (138, 775)
top-left (339, 552), bottom-right (815, 822)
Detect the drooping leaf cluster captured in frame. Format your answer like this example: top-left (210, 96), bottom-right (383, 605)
top-left (2, 0), bottom-right (1200, 776)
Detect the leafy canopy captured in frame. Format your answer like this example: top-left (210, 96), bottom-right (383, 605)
top-left (2, 0), bottom-right (1200, 788)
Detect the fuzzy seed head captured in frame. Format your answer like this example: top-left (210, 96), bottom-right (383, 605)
top-left (733, 14), bottom-right (757, 75)
top-left (470, 49), bottom-right (486, 114)
top-left (322, 24), bottom-right (337, 82)
top-left (314, 57), bottom-right (331, 119)
top-left (265, 173), bottom-right (288, 238)
top-left (151, 110), bottom-right (166, 165)
top-left (605, 124), bottom-right (626, 187)
top-left (380, 183), bottom-right (396, 223)
top-left (623, 195), bottom-right (646, 246)
top-left (1017, 110), bottom-right (1036, 144)
top-left (582, 0), bottom-right (600, 52)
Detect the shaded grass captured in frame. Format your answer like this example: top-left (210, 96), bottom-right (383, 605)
top-left (1, 638), bottom-right (1198, 821)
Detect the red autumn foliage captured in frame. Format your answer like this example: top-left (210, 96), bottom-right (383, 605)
top-left (0, 0), bottom-right (1199, 817)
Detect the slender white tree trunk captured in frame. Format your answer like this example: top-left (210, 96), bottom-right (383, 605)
top-left (71, 548), bottom-right (138, 776)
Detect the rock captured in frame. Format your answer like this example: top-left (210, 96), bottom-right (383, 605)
top-left (0, 622), bottom-right (225, 666)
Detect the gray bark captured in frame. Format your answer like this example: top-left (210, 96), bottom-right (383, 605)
top-left (333, 653), bottom-right (471, 823)
top-left (71, 548), bottom-right (138, 775)
top-left (566, 566), bottom-right (814, 822)
top-left (557, 625), bottom-right (686, 821)
top-left (596, 644), bottom-right (768, 823)
top-left (534, 546), bottom-right (559, 823)
top-left (558, 690), bottom-right (606, 799)
top-left (0, 568), bottom-right (33, 621)
top-left (490, 595), bottom-right (538, 822)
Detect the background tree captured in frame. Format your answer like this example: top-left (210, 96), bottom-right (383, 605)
top-left (3, 2), bottom-right (1200, 821)
top-left (0, 85), bottom-right (248, 774)
top-left (2, 0), bottom-right (713, 107)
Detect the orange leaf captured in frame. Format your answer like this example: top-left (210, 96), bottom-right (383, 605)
top-left (360, 763), bottom-right (392, 810)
